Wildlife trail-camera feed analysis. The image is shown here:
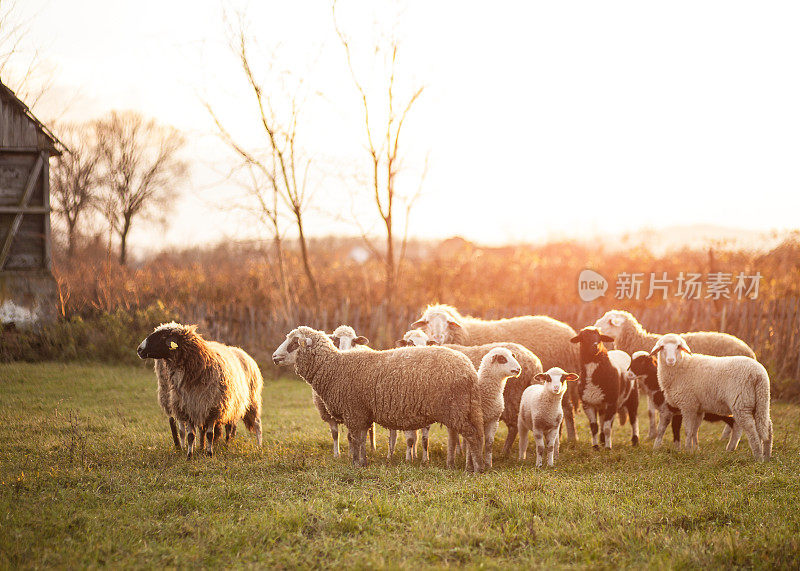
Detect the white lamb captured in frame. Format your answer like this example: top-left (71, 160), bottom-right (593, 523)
top-left (517, 367), bottom-right (579, 467)
top-left (650, 334), bottom-right (772, 461)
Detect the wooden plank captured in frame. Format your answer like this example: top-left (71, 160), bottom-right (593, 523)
top-left (0, 154), bottom-right (43, 269)
top-left (41, 153), bottom-right (51, 270)
top-left (0, 206), bottom-right (49, 214)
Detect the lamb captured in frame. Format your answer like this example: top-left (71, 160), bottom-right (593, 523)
top-left (594, 309), bottom-right (755, 440)
top-left (272, 326), bottom-right (486, 471)
top-left (398, 329), bottom-right (543, 457)
top-left (518, 367), bottom-right (579, 467)
top-left (650, 334), bottom-right (772, 461)
top-left (570, 327), bottom-right (638, 449)
top-left (410, 304), bottom-right (580, 441)
top-left (307, 325), bottom-right (375, 457)
top-left (627, 351), bottom-right (735, 448)
top-left (457, 347), bottom-right (521, 470)
top-left (137, 322), bottom-right (263, 459)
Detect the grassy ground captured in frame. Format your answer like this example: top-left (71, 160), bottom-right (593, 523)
top-left (1, 362), bottom-right (799, 569)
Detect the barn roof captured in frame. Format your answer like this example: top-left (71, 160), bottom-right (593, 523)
top-left (0, 79), bottom-right (65, 156)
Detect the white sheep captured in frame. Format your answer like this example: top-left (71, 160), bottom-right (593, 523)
top-left (411, 304), bottom-right (580, 441)
top-left (272, 326), bottom-right (487, 471)
top-left (518, 367), bottom-right (579, 467)
top-left (650, 334), bottom-right (772, 461)
top-left (457, 347), bottom-right (521, 470)
top-left (314, 325), bottom-right (375, 456)
top-left (594, 309), bottom-right (755, 440)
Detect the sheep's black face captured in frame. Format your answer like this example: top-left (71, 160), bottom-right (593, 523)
top-left (629, 354), bottom-right (659, 392)
top-left (137, 329), bottom-right (181, 359)
top-left (570, 327), bottom-right (614, 361)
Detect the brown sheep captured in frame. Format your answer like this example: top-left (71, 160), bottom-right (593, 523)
top-left (138, 322), bottom-right (263, 459)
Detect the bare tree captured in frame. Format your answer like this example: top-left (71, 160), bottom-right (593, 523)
top-left (50, 122), bottom-right (101, 260)
top-left (0, 0), bottom-right (52, 109)
top-left (205, 14), bottom-right (320, 304)
top-left (333, 0), bottom-right (426, 311)
top-left (94, 111), bottom-right (188, 265)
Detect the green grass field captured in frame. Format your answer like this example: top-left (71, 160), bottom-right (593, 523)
top-left (1, 362), bottom-right (799, 568)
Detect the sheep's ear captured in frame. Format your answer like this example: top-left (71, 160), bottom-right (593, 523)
top-left (570, 334), bottom-right (581, 343)
top-left (563, 373), bottom-right (579, 382)
top-left (395, 339), bottom-right (407, 347)
top-left (298, 336), bottom-right (313, 348)
top-left (599, 334), bottom-right (615, 343)
top-left (649, 342), bottom-right (663, 356)
top-left (426, 340), bottom-right (439, 346)
top-left (354, 336), bottom-right (369, 345)
top-left (610, 315), bottom-right (625, 327)
top-left (446, 319), bottom-right (462, 330)
top-left (534, 373), bottom-right (549, 383)
top-left (410, 319), bottom-right (427, 329)
top-left (678, 339), bottom-right (692, 354)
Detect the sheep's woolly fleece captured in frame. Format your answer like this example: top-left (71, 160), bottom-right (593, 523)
top-left (594, 310), bottom-right (755, 358)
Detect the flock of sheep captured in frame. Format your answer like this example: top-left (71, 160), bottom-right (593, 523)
top-left (136, 304), bottom-right (773, 471)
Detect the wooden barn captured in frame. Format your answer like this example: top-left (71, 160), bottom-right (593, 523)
top-left (0, 80), bottom-right (64, 326)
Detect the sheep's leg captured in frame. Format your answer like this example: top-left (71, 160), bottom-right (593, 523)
top-left (625, 390), bottom-right (640, 446)
top-left (225, 423), bottom-right (236, 442)
top-left (328, 421), bottom-right (340, 458)
top-left (404, 430), bottom-right (417, 462)
top-left (585, 407), bottom-right (600, 448)
top-left (501, 422), bottom-right (517, 457)
top-left (693, 412), bottom-right (703, 451)
top-left (671, 414), bottom-right (682, 446)
top-left (168, 417), bottom-right (181, 450)
top-left (388, 430), bottom-right (397, 460)
top-left (205, 425), bottom-right (215, 457)
top-left (213, 423), bottom-right (222, 443)
top-left (454, 434), bottom-right (462, 456)
top-left (420, 426), bottom-right (430, 463)
top-left (368, 423), bottom-right (376, 452)
top-left (518, 424), bottom-right (529, 461)
top-left (446, 428), bottom-right (459, 468)
top-left (545, 428), bottom-right (559, 467)
top-left (462, 431), bottom-right (485, 474)
top-left (682, 411), bottom-right (700, 452)
top-left (561, 395), bottom-right (577, 441)
top-left (178, 421), bottom-right (187, 449)
top-left (554, 426), bottom-right (560, 462)
top-left (602, 410), bottom-right (614, 449)
top-left (186, 426), bottom-right (196, 460)
top-left (199, 428), bottom-right (206, 452)
top-left (726, 422), bottom-right (742, 451)
top-left (646, 394), bottom-right (658, 440)
top-left (720, 423), bottom-right (732, 441)
top-left (731, 411), bottom-right (763, 461)
top-left (534, 431), bottom-right (546, 468)
top-left (484, 420), bottom-right (499, 469)
top-left (653, 407), bottom-right (673, 449)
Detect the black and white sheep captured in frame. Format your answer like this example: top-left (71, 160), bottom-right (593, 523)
top-left (571, 327), bottom-right (638, 449)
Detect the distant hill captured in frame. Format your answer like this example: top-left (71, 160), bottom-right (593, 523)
top-left (596, 224), bottom-right (789, 254)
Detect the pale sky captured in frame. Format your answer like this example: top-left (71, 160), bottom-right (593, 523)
top-left (8, 1), bottom-right (800, 254)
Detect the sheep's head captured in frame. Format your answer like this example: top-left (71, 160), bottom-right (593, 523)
top-left (593, 310), bottom-right (633, 339)
top-left (650, 334), bottom-right (691, 367)
top-left (570, 326), bottom-right (614, 361)
top-left (273, 326), bottom-right (335, 366)
top-left (534, 367), bottom-right (579, 396)
top-left (410, 305), bottom-right (462, 344)
top-left (329, 325), bottom-right (369, 351)
top-left (396, 329), bottom-right (437, 347)
top-left (137, 322), bottom-right (196, 359)
top-left (480, 347), bottom-right (521, 379)
top-left (627, 350), bottom-right (658, 387)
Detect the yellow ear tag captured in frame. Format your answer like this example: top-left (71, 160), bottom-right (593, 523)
top-left (298, 337), bottom-right (307, 348)
top-left (169, 341), bottom-right (178, 350)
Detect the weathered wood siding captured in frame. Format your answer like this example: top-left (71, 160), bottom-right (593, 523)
top-left (0, 90), bottom-right (55, 151)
